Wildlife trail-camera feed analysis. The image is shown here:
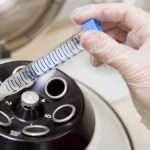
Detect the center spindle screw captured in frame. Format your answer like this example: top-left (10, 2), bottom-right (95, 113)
top-left (21, 91), bottom-right (39, 108)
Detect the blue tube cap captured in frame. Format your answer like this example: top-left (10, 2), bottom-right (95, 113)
top-left (82, 19), bottom-right (103, 32)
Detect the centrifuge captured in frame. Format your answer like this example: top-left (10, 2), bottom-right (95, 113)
top-left (0, 61), bottom-right (133, 150)
top-left (0, 0), bottom-right (136, 150)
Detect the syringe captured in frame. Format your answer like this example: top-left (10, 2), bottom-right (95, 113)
top-left (0, 19), bottom-right (102, 101)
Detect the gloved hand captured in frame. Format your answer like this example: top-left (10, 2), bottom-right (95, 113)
top-left (71, 3), bottom-right (150, 128)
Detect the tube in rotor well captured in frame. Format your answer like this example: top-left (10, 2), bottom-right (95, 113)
top-left (0, 19), bottom-right (103, 101)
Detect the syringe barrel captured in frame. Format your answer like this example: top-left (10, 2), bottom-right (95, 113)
top-left (0, 34), bottom-right (83, 100)
top-left (0, 19), bottom-right (102, 100)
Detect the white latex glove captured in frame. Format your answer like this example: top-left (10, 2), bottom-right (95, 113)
top-left (71, 3), bottom-right (150, 128)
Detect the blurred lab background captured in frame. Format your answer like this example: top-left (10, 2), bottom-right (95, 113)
top-left (0, 0), bottom-right (149, 60)
top-left (0, 0), bottom-right (150, 150)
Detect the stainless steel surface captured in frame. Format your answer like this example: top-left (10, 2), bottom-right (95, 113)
top-left (21, 91), bottom-right (40, 108)
top-left (22, 125), bottom-right (50, 137)
top-left (0, 0), bottom-right (65, 51)
top-left (0, 110), bottom-right (12, 127)
top-left (12, 65), bottom-right (25, 75)
top-left (52, 104), bottom-right (76, 123)
top-left (44, 77), bottom-right (68, 100)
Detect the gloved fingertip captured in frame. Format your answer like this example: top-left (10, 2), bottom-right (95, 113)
top-left (80, 31), bottom-right (102, 53)
top-left (71, 7), bottom-right (85, 24)
top-left (71, 4), bottom-right (96, 24)
top-left (90, 56), bottom-right (101, 66)
top-left (70, 14), bottom-right (80, 24)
